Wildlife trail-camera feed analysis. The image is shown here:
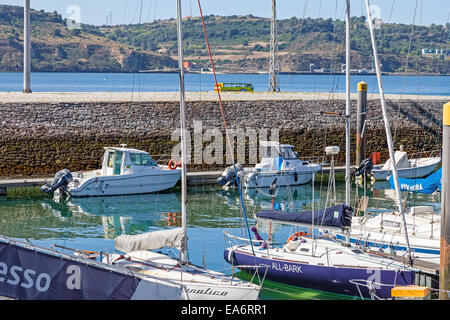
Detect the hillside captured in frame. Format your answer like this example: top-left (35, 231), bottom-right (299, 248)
top-left (0, 5), bottom-right (177, 72)
top-left (0, 5), bottom-right (449, 74)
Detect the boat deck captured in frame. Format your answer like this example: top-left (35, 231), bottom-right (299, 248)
top-left (368, 250), bottom-right (439, 276)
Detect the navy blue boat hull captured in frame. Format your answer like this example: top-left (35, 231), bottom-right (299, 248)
top-left (224, 248), bottom-right (415, 299)
top-left (0, 237), bottom-right (181, 300)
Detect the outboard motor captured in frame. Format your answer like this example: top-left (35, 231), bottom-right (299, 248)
top-left (217, 163), bottom-right (244, 187)
top-left (353, 158), bottom-right (373, 177)
top-left (41, 169), bottom-right (73, 196)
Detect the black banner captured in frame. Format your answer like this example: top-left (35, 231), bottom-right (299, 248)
top-left (0, 239), bottom-right (141, 300)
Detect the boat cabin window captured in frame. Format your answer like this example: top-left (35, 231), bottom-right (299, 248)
top-left (281, 147), bottom-right (298, 159)
top-left (106, 151), bottom-right (124, 175)
top-left (262, 146), bottom-right (280, 158)
top-left (130, 153), bottom-right (157, 166)
top-left (381, 220), bottom-right (401, 228)
top-left (107, 152), bottom-right (114, 168)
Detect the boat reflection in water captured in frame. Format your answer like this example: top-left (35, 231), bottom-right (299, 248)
top-left (50, 192), bottom-right (182, 239)
top-left (218, 184), bottom-right (313, 211)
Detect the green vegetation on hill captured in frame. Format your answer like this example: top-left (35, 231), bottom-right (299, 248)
top-left (0, 5), bottom-right (449, 74)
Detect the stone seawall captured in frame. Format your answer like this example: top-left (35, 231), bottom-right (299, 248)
top-left (0, 97), bottom-right (444, 178)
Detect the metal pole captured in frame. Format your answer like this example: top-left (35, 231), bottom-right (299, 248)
top-left (345, 0), bottom-right (351, 207)
top-left (356, 82), bottom-right (367, 165)
top-left (23, 0), bottom-right (32, 93)
top-left (440, 101), bottom-right (450, 300)
top-left (269, 0), bottom-right (280, 92)
top-left (176, 0), bottom-right (188, 264)
top-left (365, 0), bottom-right (412, 264)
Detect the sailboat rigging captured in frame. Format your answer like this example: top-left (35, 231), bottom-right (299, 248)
top-left (363, 0), bottom-right (413, 266)
top-left (101, 0), bottom-right (263, 300)
top-left (223, 0), bottom-right (419, 300)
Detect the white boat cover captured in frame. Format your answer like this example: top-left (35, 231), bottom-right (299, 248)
top-left (114, 228), bottom-right (186, 253)
top-left (381, 151), bottom-right (409, 171)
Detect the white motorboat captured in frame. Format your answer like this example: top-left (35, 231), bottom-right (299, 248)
top-left (371, 150), bottom-right (441, 181)
top-left (42, 146), bottom-right (181, 197)
top-left (218, 141), bottom-right (322, 189)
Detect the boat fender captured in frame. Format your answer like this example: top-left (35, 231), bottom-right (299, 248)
top-left (227, 249), bottom-right (237, 265)
top-left (168, 159), bottom-right (178, 170)
top-left (294, 171), bottom-right (298, 182)
top-left (285, 239), bottom-right (301, 252)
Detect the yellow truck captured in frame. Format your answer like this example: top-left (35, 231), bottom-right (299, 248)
top-left (214, 83), bottom-right (254, 92)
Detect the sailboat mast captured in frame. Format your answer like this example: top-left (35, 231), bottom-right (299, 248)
top-left (345, 0), bottom-right (351, 207)
top-left (364, 0), bottom-right (412, 263)
top-left (176, 0), bottom-right (188, 264)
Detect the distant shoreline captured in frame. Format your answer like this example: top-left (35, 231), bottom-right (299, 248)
top-left (0, 71), bottom-right (449, 76)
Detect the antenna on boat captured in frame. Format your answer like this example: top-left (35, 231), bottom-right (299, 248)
top-left (364, 0), bottom-right (413, 266)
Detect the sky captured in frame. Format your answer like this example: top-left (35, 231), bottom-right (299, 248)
top-left (1, 0), bottom-right (449, 27)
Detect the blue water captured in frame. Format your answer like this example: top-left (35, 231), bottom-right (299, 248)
top-left (0, 72), bottom-right (449, 96)
top-left (0, 181), bottom-right (440, 299)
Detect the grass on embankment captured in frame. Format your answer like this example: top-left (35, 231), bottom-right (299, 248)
top-left (6, 186), bottom-right (52, 200)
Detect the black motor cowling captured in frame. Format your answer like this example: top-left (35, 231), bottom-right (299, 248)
top-left (41, 169), bottom-right (73, 195)
top-left (353, 158), bottom-right (373, 177)
top-left (217, 164), bottom-right (244, 187)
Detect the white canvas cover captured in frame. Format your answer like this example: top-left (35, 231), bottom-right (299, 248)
top-left (114, 228), bottom-right (186, 253)
top-left (381, 151), bottom-right (409, 171)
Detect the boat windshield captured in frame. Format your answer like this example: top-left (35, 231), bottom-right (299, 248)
top-left (281, 147), bottom-right (298, 159)
top-left (130, 153), bottom-right (157, 166)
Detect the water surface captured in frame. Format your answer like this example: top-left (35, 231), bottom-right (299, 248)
top-left (0, 180), bottom-right (440, 299)
top-left (0, 72), bottom-right (448, 96)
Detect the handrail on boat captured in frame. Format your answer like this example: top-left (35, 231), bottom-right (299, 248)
top-left (407, 149), bottom-right (441, 160)
top-left (223, 233), bottom-right (269, 287)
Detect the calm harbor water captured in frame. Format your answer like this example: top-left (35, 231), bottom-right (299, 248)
top-left (0, 72), bottom-right (449, 96)
top-left (0, 180), bottom-right (440, 300)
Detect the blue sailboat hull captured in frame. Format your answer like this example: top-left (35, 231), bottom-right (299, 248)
top-left (224, 248), bottom-right (415, 299)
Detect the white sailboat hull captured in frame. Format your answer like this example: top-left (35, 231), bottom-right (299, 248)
top-left (347, 210), bottom-right (441, 264)
top-left (106, 251), bottom-right (262, 300)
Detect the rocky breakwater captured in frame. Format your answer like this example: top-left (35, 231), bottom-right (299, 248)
top-left (0, 97), bottom-right (445, 178)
